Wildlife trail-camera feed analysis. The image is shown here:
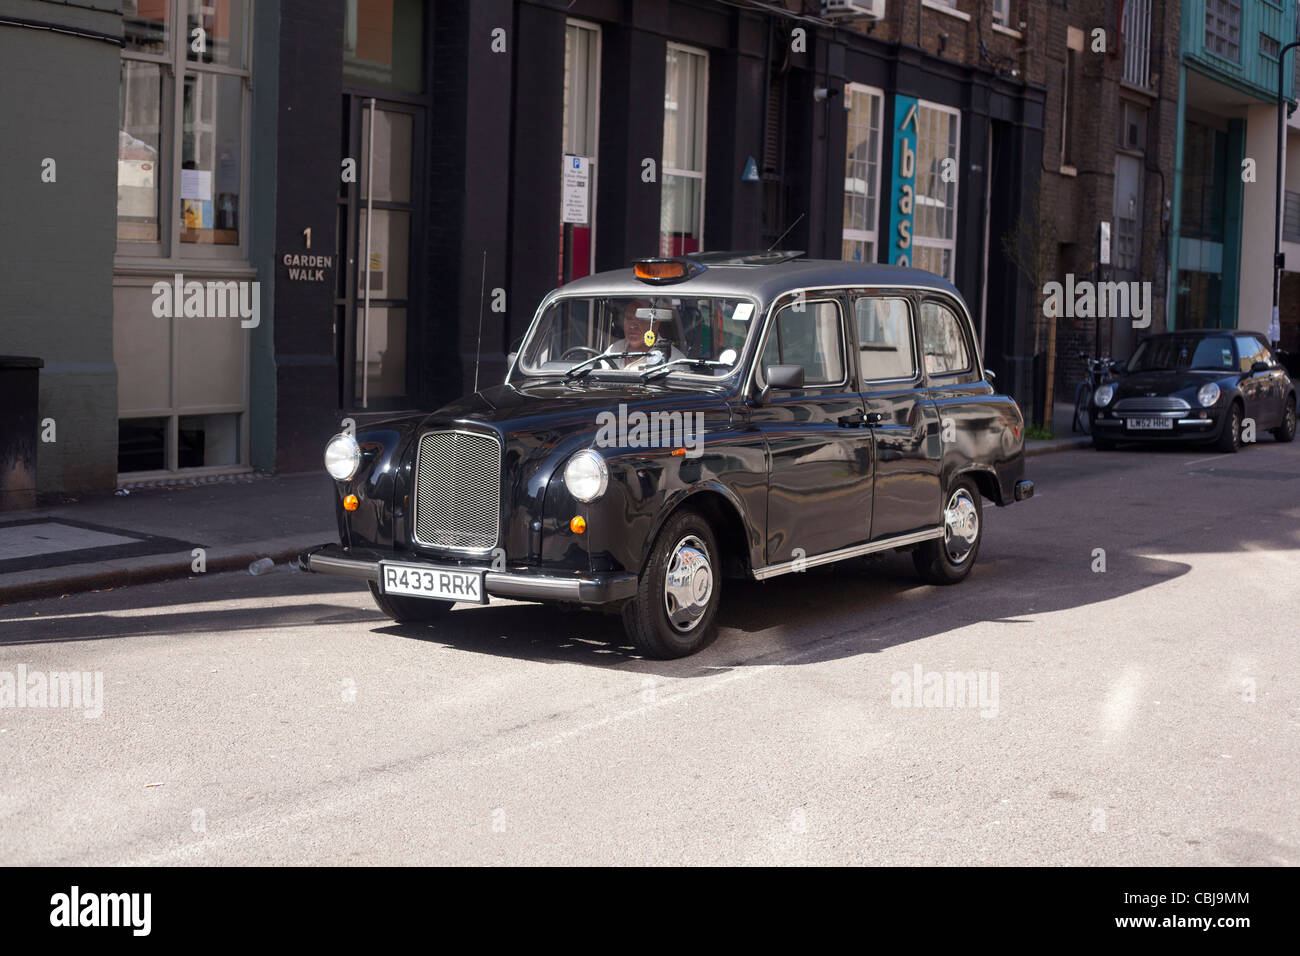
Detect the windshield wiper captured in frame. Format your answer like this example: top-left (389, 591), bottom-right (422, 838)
top-left (640, 357), bottom-right (734, 381)
top-left (563, 349), bottom-right (651, 380)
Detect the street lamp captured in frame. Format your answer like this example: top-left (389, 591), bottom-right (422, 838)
top-left (1272, 41), bottom-right (1300, 350)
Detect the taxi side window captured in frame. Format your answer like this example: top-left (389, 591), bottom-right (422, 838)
top-left (761, 301), bottom-right (845, 386)
top-left (919, 301), bottom-right (971, 375)
top-left (854, 296), bottom-right (916, 381)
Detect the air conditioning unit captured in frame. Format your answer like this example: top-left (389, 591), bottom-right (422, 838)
top-left (822, 0), bottom-right (886, 19)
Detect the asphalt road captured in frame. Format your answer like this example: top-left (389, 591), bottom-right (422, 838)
top-left (2, 439), bottom-right (1297, 866)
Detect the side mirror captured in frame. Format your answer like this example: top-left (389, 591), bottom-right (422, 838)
top-left (507, 351), bottom-right (518, 367)
top-left (754, 364), bottom-right (804, 405)
top-left (1251, 360), bottom-right (1270, 373)
top-left (984, 367), bottom-right (997, 384)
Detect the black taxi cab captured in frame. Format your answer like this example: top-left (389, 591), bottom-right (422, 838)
top-left (299, 252), bottom-right (1034, 658)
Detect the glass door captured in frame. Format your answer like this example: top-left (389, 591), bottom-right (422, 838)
top-left (338, 96), bottom-right (422, 410)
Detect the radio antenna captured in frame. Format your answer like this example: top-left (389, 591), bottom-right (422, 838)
top-left (767, 212), bottom-right (805, 251)
top-left (473, 249), bottom-right (487, 394)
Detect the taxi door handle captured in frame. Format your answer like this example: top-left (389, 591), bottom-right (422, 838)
top-left (838, 410), bottom-right (866, 427)
top-left (865, 411), bottom-right (885, 425)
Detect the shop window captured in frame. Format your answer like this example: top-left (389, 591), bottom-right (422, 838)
top-left (842, 84), bottom-right (883, 264)
top-left (116, 0), bottom-right (251, 254)
top-left (912, 102), bottom-right (960, 281)
top-left (661, 44), bottom-right (707, 257)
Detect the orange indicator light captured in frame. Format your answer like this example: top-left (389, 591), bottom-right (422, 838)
top-left (343, 494), bottom-right (359, 512)
top-left (570, 515), bottom-right (586, 534)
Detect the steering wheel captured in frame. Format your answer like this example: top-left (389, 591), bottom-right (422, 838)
top-left (559, 346), bottom-right (600, 361)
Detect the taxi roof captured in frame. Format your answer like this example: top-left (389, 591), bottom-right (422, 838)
top-left (555, 257), bottom-right (963, 308)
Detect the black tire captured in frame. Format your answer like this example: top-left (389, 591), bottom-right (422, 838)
top-left (1092, 435), bottom-right (1116, 451)
top-left (621, 508), bottom-right (721, 659)
top-left (1272, 395), bottom-right (1296, 443)
top-left (913, 478), bottom-right (983, 585)
top-left (368, 581), bottom-right (456, 623)
top-left (1073, 384), bottom-right (1093, 435)
top-left (1216, 401), bottom-right (1243, 453)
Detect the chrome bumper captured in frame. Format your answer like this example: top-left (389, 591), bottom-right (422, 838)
top-left (298, 544), bottom-right (638, 604)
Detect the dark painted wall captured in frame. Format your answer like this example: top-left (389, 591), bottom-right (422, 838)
top-left (274, 0), bottom-right (344, 473)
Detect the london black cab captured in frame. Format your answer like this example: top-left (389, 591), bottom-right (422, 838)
top-left (1089, 329), bottom-right (1297, 452)
top-left (299, 252), bottom-right (1035, 658)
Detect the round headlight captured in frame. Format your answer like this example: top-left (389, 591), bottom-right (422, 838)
top-left (324, 433), bottom-right (361, 481)
top-left (1093, 383), bottom-right (1115, 407)
top-left (564, 450), bottom-right (608, 502)
top-left (1197, 383), bottom-right (1221, 408)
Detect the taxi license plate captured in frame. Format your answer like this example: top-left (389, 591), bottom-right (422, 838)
top-left (1125, 417), bottom-right (1173, 430)
top-left (379, 562), bottom-right (486, 604)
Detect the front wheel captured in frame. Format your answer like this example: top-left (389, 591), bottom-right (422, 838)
top-left (913, 479), bottom-right (983, 585)
top-left (1216, 402), bottom-right (1243, 453)
top-left (622, 509), bottom-right (721, 659)
top-left (368, 582), bottom-right (456, 623)
top-left (1272, 395), bottom-right (1296, 443)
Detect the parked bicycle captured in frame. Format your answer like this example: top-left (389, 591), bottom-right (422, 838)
top-left (1072, 351), bottom-right (1123, 435)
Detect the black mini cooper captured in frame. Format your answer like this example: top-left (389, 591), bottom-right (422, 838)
top-left (1089, 329), bottom-right (1297, 451)
top-left (300, 252), bottom-right (1034, 658)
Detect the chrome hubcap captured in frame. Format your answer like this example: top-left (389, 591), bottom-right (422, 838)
top-left (663, 534), bottom-right (713, 633)
top-left (943, 489), bottom-right (979, 564)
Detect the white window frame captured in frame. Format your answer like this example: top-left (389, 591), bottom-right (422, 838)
top-left (661, 42), bottom-right (708, 256)
top-left (911, 100), bottom-right (961, 282)
top-left (992, 0), bottom-right (1011, 25)
top-left (563, 18), bottom-right (601, 277)
top-left (842, 83), bottom-right (884, 264)
top-left (116, 0), bottom-right (254, 265)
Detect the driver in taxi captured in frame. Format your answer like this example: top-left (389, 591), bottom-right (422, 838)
top-left (609, 299), bottom-right (687, 369)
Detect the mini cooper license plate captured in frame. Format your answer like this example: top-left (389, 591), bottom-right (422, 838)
top-left (379, 562), bottom-right (487, 604)
top-left (1126, 417), bottom-right (1173, 430)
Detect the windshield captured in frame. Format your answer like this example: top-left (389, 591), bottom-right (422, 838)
top-left (517, 295), bottom-right (758, 378)
top-left (1127, 334), bottom-right (1236, 373)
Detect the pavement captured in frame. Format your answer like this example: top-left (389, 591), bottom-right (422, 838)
top-left (0, 402), bottom-right (1086, 607)
top-left (0, 474), bottom-right (335, 607)
top-left (1, 438), bottom-right (1295, 865)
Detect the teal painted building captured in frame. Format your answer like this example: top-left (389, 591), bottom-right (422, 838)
top-left (1170, 0), bottom-right (1297, 334)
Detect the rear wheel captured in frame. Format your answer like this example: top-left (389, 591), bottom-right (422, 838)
top-left (913, 479), bottom-right (983, 585)
top-left (368, 582), bottom-right (456, 623)
top-left (1272, 395), bottom-right (1296, 443)
top-left (621, 509), bottom-right (721, 659)
top-left (1216, 401), bottom-right (1243, 453)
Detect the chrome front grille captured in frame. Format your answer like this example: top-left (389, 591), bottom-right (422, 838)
top-left (1113, 396), bottom-right (1190, 415)
top-left (412, 430), bottom-right (501, 552)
